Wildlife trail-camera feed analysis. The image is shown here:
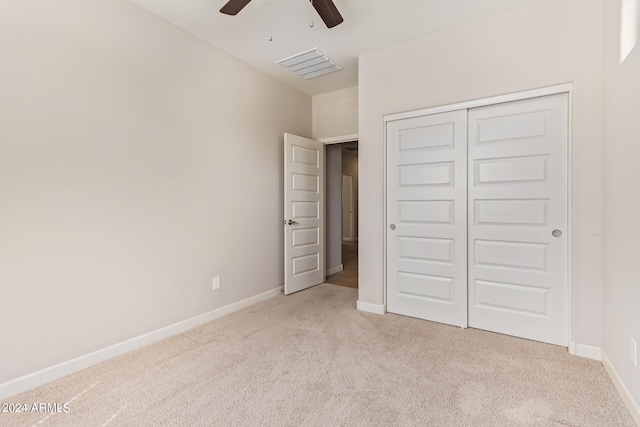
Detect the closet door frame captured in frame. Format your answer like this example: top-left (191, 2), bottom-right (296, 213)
top-left (383, 83), bottom-right (573, 344)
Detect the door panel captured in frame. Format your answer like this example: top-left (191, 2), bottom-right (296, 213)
top-left (284, 133), bottom-right (325, 295)
top-left (474, 279), bottom-right (548, 314)
top-left (475, 199), bottom-right (548, 226)
top-left (474, 239), bottom-right (548, 271)
top-left (474, 155), bottom-right (549, 185)
top-left (386, 110), bottom-right (468, 327)
top-left (467, 94), bottom-right (568, 346)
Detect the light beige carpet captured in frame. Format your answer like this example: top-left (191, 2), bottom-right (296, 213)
top-left (1, 284), bottom-right (635, 426)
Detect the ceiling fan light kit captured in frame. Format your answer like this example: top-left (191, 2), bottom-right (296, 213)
top-left (220, 0), bottom-right (344, 28)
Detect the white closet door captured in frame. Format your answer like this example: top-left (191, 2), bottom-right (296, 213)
top-left (467, 94), bottom-right (568, 346)
top-left (386, 110), bottom-right (468, 327)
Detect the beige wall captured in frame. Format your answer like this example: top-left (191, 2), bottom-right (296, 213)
top-left (603, 0), bottom-right (640, 408)
top-left (0, 0), bottom-right (311, 384)
top-left (359, 0), bottom-right (605, 347)
top-left (312, 86), bottom-right (358, 140)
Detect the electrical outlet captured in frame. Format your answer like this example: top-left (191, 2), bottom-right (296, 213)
top-left (631, 338), bottom-right (637, 367)
top-left (212, 276), bottom-right (220, 291)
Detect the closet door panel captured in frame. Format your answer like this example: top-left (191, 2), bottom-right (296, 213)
top-left (386, 110), bottom-right (468, 327)
top-left (467, 93), bottom-right (568, 346)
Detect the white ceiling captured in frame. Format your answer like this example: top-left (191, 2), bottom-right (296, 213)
top-left (130, 0), bottom-right (542, 96)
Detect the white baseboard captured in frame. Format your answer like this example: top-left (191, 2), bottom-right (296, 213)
top-left (356, 300), bottom-right (386, 315)
top-left (326, 264), bottom-right (344, 276)
top-left (569, 341), bottom-right (603, 360)
top-left (0, 286), bottom-right (283, 401)
top-left (602, 351), bottom-right (640, 425)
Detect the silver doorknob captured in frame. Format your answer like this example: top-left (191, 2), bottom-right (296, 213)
top-left (286, 219), bottom-right (298, 225)
top-left (552, 229), bottom-right (562, 237)
top-left (389, 224), bottom-right (396, 230)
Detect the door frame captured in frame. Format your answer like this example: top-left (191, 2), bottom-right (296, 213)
top-left (383, 83), bottom-right (574, 347)
top-left (318, 134), bottom-right (359, 277)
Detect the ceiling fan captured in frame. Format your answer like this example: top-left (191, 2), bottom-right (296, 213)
top-left (220, 0), bottom-right (344, 28)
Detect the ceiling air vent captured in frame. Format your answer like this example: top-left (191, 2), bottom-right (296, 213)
top-left (277, 48), bottom-right (342, 80)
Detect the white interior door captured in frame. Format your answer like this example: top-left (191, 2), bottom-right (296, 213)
top-left (342, 174), bottom-right (354, 241)
top-left (284, 133), bottom-right (325, 295)
top-left (386, 110), bottom-right (468, 327)
top-left (467, 94), bottom-right (568, 346)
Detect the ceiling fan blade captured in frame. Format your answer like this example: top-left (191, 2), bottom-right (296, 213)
top-left (311, 0), bottom-right (344, 28)
top-left (220, 0), bottom-right (253, 15)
